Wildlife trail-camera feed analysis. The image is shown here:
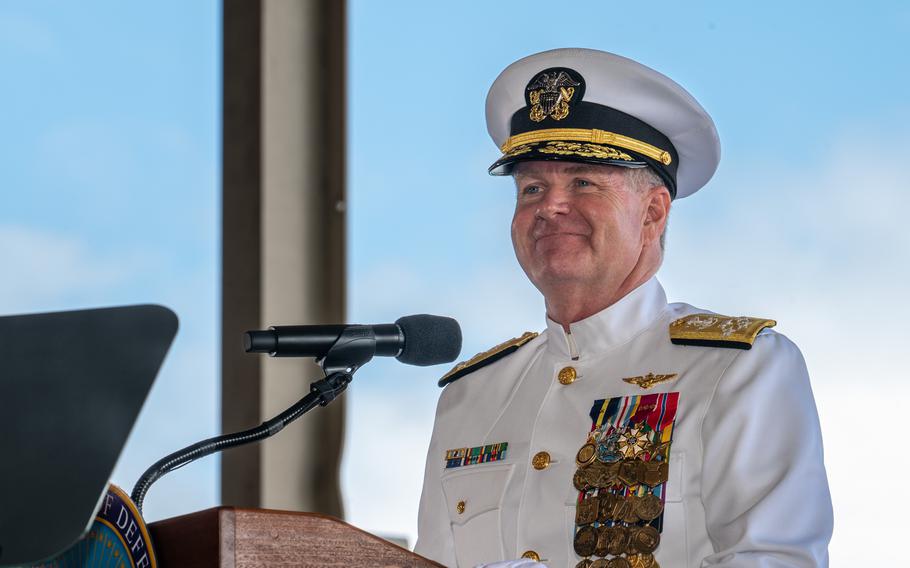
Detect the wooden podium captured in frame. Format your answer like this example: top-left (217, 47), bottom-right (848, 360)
top-left (148, 507), bottom-right (444, 567)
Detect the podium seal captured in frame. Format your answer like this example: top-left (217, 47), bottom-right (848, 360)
top-left (35, 484), bottom-right (157, 568)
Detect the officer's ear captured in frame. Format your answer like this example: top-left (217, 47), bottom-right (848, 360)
top-left (642, 185), bottom-right (671, 246)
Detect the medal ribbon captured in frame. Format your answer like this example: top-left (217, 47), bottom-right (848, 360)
top-left (585, 392), bottom-right (680, 515)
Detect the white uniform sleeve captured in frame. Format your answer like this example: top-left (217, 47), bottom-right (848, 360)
top-left (700, 331), bottom-right (833, 566)
top-left (415, 390), bottom-right (457, 566)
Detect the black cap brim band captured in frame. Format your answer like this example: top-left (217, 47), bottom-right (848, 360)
top-left (491, 99), bottom-right (680, 198)
top-left (488, 140), bottom-right (678, 198)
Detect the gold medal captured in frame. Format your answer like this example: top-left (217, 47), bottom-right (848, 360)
top-left (575, 560), bottom-right (594, 568)
top-left (630, 553), bottom-right (656, 568)
top-left (608, 495), bottom-right (629, 522)
top-left (582, 462), bottom-right (603, 486)
top-left (591, 462), bottom-right (616, 488)
top-left (634, 493), bottom-right (664, 521)
top-left (574, 468), bottom-right (590, 491)
top-left (622, 497), bottom-right (640, 524)
top-left (606, 525), bottom-right (630, 556)
top-left (590, 560), bottom-right (610, 568)
top-left (594, 525), bottom-right (610, 557)
top-left (606, 557), bottom-right (632, 568)
top-left (576, 496), bottom-right (599, 526)
top-left (630, 525), bottom-right (660, 554)
top-left (657, 462), bottom-right (669, 484)
top-left (606, 461), bottom-right (621, 485)
top-left (640, 462), bottom-right (669, 487)
top-left (598, 492), bottom-right (616, 522)
top-left (608, 495), bottom-right (636, 524)
top-left (574, 525), bottom-right (597, 557)
top-left (618, 460), bottom-right (645, 487)
top-left (598, 526), bottom-right (616, 555)
top-left (647, 440), bottom-right (671, 461)
top-left (639, 462), bottom-right (661, 487)
top-left (596, 429), bottom-right (623, 464)
top-left (576, 443), bottom-right (597, 466)
top-left (617, 423), bottom-right (652, 459)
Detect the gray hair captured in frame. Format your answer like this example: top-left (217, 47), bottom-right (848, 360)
top-left (624, 166), bottom-right (669, 251)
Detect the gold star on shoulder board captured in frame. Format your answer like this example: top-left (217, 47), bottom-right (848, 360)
top-left (622, 372), bottom-right (679, 390)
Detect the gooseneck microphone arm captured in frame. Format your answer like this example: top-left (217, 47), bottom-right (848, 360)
top-left (131, 314), bottom-right (462, 514)
top-left (130, 325), bottom-right (379, 514)
top-left (130, 370), bottom-right (351, 514)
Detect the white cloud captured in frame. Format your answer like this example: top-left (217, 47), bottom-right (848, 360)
top-left (663, 132), bottom-right (910, 380)
top-left (0, 226), bottom-right (133, 313)
top-left (814, 383), bottom-right (909, 566)
top-left (662, 134), bottom-right (910, 564)
top-left (341, 388), bottom-right (437, 547)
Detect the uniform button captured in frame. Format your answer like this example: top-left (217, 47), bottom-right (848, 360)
top-left (456, 500), bottom-right (466, 514)
top-left (557, 366), bottom-right (577, 385)
top-left (531, 451), bottom-right (551, 470)
top-left (521, 550), bottom-right (540, 562)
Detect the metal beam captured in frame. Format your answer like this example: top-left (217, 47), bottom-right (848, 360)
top-left (221, 0), bottom-right (346, 517)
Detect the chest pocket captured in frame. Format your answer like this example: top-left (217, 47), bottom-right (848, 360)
top-left (441, 463), bottom-right (514, 568)
top-left (656, 451), bottom-right (687, 566)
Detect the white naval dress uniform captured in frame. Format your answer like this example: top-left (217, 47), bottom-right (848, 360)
top-left (415, 278), bottom-right (833, 567)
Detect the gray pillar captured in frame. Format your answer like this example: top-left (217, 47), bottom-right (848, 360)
top-left (221, 0), bottom-right (346, 517)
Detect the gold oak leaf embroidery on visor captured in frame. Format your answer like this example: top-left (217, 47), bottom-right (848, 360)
top-left (503, 144), bottom-right (536, 158)
top-left (537, 140), bottom-right (635, 161)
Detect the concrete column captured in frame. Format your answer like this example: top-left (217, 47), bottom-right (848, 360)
top-left (221, 0), bottom-right (346, 517)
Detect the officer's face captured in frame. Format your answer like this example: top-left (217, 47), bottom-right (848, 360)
top-left (510, 161), bottom-right (656, 299)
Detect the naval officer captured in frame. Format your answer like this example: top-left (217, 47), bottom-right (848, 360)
top-left (414, 48), bottom-right (833, 568)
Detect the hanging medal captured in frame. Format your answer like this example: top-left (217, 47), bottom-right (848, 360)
top-left (572, 392), bottom-right (679, 568)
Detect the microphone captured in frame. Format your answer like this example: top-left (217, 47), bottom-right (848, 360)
top-left (244, 314), bottom-right (462, 367)
top-left (132, 315), bottom-right (460, 514)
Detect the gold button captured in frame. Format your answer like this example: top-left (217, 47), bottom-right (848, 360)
top-left (557, 366), bottom-right (577, 385)
top-left (531, 451), bottom-right (551, 470)
top-left (456, 500), bottom-right (466, 514)
top-left (521, 550), bottom-right (541, 562)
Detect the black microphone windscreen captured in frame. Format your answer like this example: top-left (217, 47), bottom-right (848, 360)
top-left (395, 314), bottom-right (462, 367)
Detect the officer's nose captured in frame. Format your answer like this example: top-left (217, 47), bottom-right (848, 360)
top-left (535, 186), bottom-right (572, 219)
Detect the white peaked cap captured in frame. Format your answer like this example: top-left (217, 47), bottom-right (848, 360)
top-left (485, 48), bottom-right (720, 199)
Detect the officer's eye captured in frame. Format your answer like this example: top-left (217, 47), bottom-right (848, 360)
top-left (520, 185), bottom-right (542, 196)
top-left (576, 178), bottom-right (591, 188)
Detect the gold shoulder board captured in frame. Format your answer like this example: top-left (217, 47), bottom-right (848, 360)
top-left (438, 332), bottom-right (538, 387)
top-left (669, 314), bottom-right (776, 350)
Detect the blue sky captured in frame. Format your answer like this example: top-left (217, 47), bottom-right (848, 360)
top-left (0, 0), bottom-right (220, 524)
top-left (347, 1), bottom-right (910, 562)
top-left (1, 1), bottom-right (908, 564)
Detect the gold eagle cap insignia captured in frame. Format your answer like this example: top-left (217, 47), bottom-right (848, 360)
top-left (527, 70), bottom-right (581, 122)
top-left (622, 372), bottom-right (679, 390)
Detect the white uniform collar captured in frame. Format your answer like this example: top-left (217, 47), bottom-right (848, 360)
top-left (544, 276), bottom-right (668, 360)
